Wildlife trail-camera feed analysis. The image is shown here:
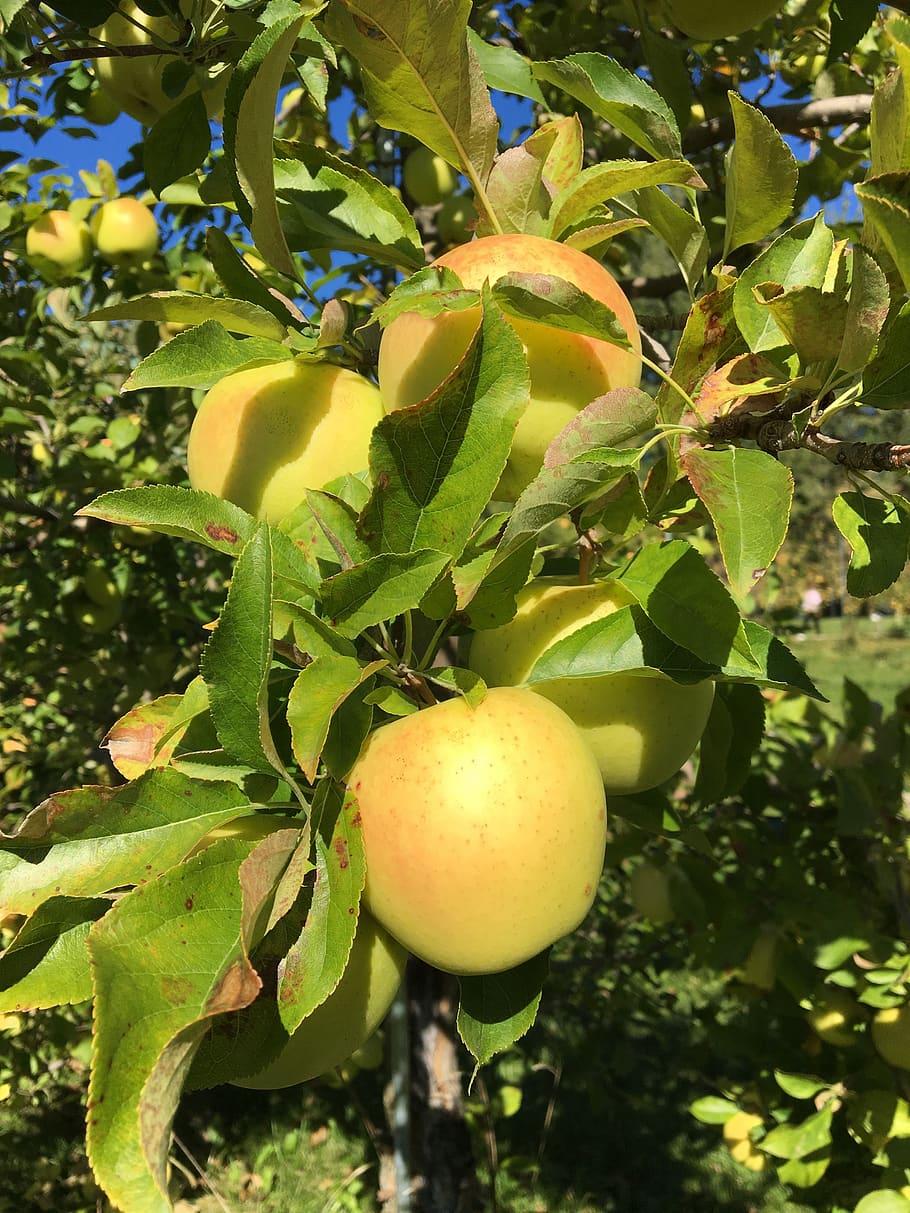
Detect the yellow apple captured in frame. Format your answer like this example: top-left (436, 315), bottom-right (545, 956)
top-left (90, 198), bottom-right (159, 265)
top-left (436, 194), bottom-right (477, 246)
top-left (26, 210), bottom-right (92, 277)
top-left (92, 1), bottom-right (228, 127)
top-left (403, 147), bottom-right (458, 205)
top-left (806, 989), bottom-right (863, 1047)
top-left (378, 233), bottom-right (642, 499)
top-left (468, 578), bottom-right (715, 794)
top-left (729, 1139), bottom-right (766, 1171)
top-left (236, 912), bottom-right (407, 1089)
top-left (629, 862), bottom-right (673, 924)
top-left (742, 930), bottom-right (777, 991)
top-left (83, 563), bottom-right (121, 609)
top-left (873, 1006), bottom-right (910, 1070)
top-left (723, 1111), bottom-right (763, 1145)
top-left (667, 0), bottom-right (783, 38)
top-left (347, 687), bottom-right (606, 975)
top-left (83, 87), bottom-right (120, 125)
top-left (187, 360), bottom-right (383, 523)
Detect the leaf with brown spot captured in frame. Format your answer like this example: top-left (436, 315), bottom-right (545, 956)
top-left (104, 678), bottom-right (208, 781)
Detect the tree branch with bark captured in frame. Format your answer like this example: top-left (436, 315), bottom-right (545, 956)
top-left (684, 94), bottom-right (873, 153)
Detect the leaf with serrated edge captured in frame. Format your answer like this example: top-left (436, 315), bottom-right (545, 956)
top-left (223, 15), bottom-right (303, 277)
top-left (0, 896), bottom-right (108, 1012)
top-left (493, 273), bottom-right (632, 348)
top-left (278, 790), bottom-right (366, 1031)
top-left (288, 656), bottom-right (386, 781)
top-left (467, 28), bottom-right (545, 104)
top-left (840, 247), bottom-right (890, 373)
top-left (86, 839), bottom-right (271, 1213)
top-left (751, 283), bottom-right (848, 365)
top-left (145, 91), bottom-right (211, 197)
top-left (124, 321), bottom-right (291, 392)
top-left (205, 227), bottom-right (306, 326)
top-left (724, 94), bottom-right (798, 257)
top-left (684, 447), bottom-right (793, 599)
top-left (548, 158), bottom-right (703, 239)
top-left (457, 951), bottom-right (548, 1066)
top-left (321, 550), bottom-right (450, 638)
top-left (832, 491), bottom-right (910, 598)
top-left (720, 620), bottom-right (824, 700)
top-left (86, 292), bottom-right (287, 341)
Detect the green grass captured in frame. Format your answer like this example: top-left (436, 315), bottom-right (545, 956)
top-left (785, 616), bottom-right (910, 713)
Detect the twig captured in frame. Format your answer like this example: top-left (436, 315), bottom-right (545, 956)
top-left (707, 413), bottom-right (910, 471)
top-left (23, 43), bottom-right (179, 69)
top-left (684, 94), bottom-right (873, 153)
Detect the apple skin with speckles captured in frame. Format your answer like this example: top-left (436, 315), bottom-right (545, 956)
top-left (347, 686), bottom-right (607, 976)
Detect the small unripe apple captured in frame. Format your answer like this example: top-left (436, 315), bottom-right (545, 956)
top-left (436, 194), bottom-right (476, 246)
top-left (83, 87), bottom-right (120, 126)
top-left (872, 1006), bottom-right (910, 1070)
top-left (469, 578), bottom-right (714, 793)
top-left (742, 931), bottom-right (777, 991)
top-left (236, 912), bottom-right (406, 1089)
top-left (83, 563), bottom-right (121, 608)
top-left (379, 234), bottom-right (642, 500)
top-left (667, 0), bottom-right (782, 38)
top-left (187, 360), bottom-right (383, 523)
top-left (805, 989), bottom-right (863, 1047)
top-left (723, 1111), bottom-right (762, 1145)
top-left (403, 147), bottom-right (458, 205)
top-left (73, 595), bottom-right (122, 635)
top-left (347, 687), bottom-right (607, 975)
top-left (629, 862), bottom-right (673, 924)
top-left (90, 198), bottom-right (159, 266)
top-left (26, 211), bottom-right (93, 278)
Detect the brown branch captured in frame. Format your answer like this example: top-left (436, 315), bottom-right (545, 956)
top-left (0, 494), bottom-right (60, 522)
top-left (707, 413), bottom-right (910, 471)
top-left (684, 94), bottom-right (873, 154)
top-left (620, 272), bottom-right (685, 299)
top-left (23, 43), bottom-right (179, 69)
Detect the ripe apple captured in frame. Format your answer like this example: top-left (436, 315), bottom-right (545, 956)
top-left (83, 563), bottom-right (121, 609)
top-left (667, 0), bottom-right (782, 38)
top-left (469, 578), bottom-right (715, 794)
top-left (403, 147), bottom-right (458, 205)
top-left (629, 862), bottom-right (673, 924)
top-left (187, 360), bottom-right (383, 523)
top-left (347, 687), bottom-right (606, 975)
top-left (872, 1006), bottom-right (910, 1069)
top-left (236, 912), bottom-right (407, 1089)
top-left (723, 1111), bottom-right (763, 1145)
top-left (26, 210), bottom-right (92, 278)
top-left (92, 2), bottom-right (228, 127)
top-left (436, 194), bottom-right (476, 246)
top-left (83, 87), bottom-right (120, 126)
top-left (90, 198), bottom-right (159, 266)
top-left (805, 989), bottom-right (863, 1046)
top-left (378, 233), bottom-right (642, 499)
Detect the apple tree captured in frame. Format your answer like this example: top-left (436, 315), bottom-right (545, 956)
top-left (2, 1), bottom-right (910, 1210)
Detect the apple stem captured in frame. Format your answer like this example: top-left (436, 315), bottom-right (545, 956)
top-left (578, 531), bottom-right (597, 585)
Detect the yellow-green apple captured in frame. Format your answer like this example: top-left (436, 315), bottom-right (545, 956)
top-left (436, 194), bottom-right (476, 246)
top-left (236, 912), bottom-right (407, 1088)
top-left (92, 1), bottom-right (228, 127)
top-left (90, 198), bottom-right (159, 265)
top-left (347, 687), bottom-right (606, 975)
top-left (403, 147), bottom-right (458, 205)
top-left (83, 86), bottom-right (120, 125)
top-left (723, 1111), bottom-right (763, 1145)
top-left (667, 0), bottom-right (782, 38)
top-left (83, 563), bottom-right (121, 609)
top-left (187, 360), bottom-right (383, 523)
top-left (73, 596), bottom-right (122, 635)
top-left (26, 211), bottom-right (92, 277)
top-left (742, 930), bottom-right (777, 990)
top-left (805, 989), bottom-right (863, 1046)
top-left (378, 233), bottom-right (642, 499)
top-left (469, 577), bottom-right (715, 793)
top-left (872, 1006), bottom-right (910, 1069)
top-left (629, 862), bottom-right (673, 923)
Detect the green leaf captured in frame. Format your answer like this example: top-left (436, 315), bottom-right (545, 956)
top-left (275, 145), bottom-right (424, 271)
top-left (0, 772), bottom-right (248, 917)
top-left (733, 214), bottom-right (834, 354)
top-left (202, 527), bottom-right (299, 790)
top-left (86, 292), bottom-right (288, 341)
top-left (104, 681), bottom-right (209, 782)
top-left (321, 550), bottom-right (450, 637)
top-left (832, 491), bottom-right (910, 598)
top-left (533, 53), bottom-right (681, 160)
top-left (288, 656), bottom-right (386, 780)
top-left (425, 666), bottom-right (487, 706)
top-left (0, 896), bottom-right (107, 1012)
top-left (751, 283), bottom-right (849, 366)
top-left (656, 285), bottom-right (738, 428)
top-left (205, 227), bottom-right (305, 327)
top-left (634, 185), bottom-right (708, 293)
top-left (278, 790), bottom-right (366, 1031)
top-left (547, 158), bottom-right (703, 239)
top-left (776, 1147), bottom-right (832, 1188)
top-left (371, 265), bottom-right (478, 328)
top-left (617, 540), bottom-right (753, 669)
top-left (760, 1107), bottom-right (835, 1161)
top-left (301, 489), bottom-right (372, 570)
top-left (856, 172), bottom-right (910, 293)
top-left (123, 321), bottom-right (291, 392)
top-left (721, 620), bottom-right (824, 699)
top-left (689, 1096), bottom-right (741, 1125)
top-left (482, 146), bottom-right (553, 238)
top-left (525, 604), bottom-right (714, 686)
top-left (693, 684), bottom-right (765, 804)
top-left (862, 301), bottom-right (910, 408)
top-left (683, 447), bottom-right (794, 599)
top-left (775, 1071), bottom-right (828, 1099)
top-left (78, 486), bottom-right (318, 596)
top-left (724, 94), bottom-right (798, 257)
top-left (457, 951), bottom-right (549, 1066)
top-left (839, 247), bottom-right (890, 374)
top-left (86, 840), bottom-right (270, 1213)
top-left (325, 0), bottom-right (498, 215)
top-left (360, 293), bottom-right (530, 559)
top-left (493, 272), bottom-right (632, 349)
top-left (144, 91), bottom-right (211, 198)
top-left (223, 13), bottom-right (303, 278)
top-left (467, 28), bottom-right (545, 103)
top-left (854, 1195), bottom-right (910, 1213)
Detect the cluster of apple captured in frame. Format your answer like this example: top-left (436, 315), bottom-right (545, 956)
top-left (183, 230), bottom-right (718, 1085)
top-left (25, 197), bottom-right (159, 281)
top-left (402, 146), bottom-right (477, 247)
